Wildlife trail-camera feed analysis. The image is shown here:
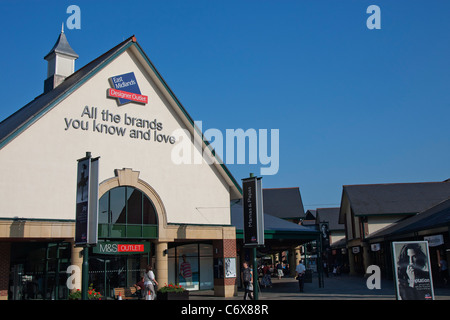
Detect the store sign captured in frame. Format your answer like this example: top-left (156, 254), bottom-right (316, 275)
top-left (75, 153), bottom-right (99, 246)
top-left (242, 176), bottom-right (264, 247)
top-left (424, 235), bottom-right (444, 247)
top-left (392, 241), bottom-right (435, 300)
top-left (107, 72), bottom-right (148, 105)
top-left (93, 242), bottom-right (150, 255)
top-left (371, 243), bottom-right (381, 252)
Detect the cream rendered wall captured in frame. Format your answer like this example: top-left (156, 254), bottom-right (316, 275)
top-left (0, 48), bottom-right (232, 225)
top-left (367, 215), bottom-right (403, 236)
top-left (330, 231), bottom-right (345, 245)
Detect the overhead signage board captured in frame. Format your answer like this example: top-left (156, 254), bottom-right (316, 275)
top-left (75, 153), bottom-right (99, 246)
top-left (242, 176), bottom-right (264, 247)
top-left (392, 241), bottom-right (435, 300)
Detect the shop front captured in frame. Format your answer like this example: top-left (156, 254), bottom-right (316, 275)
top-left (88, 241), bottom-right (152, 299)
top-left (9, 241), bottom-right (72, 300)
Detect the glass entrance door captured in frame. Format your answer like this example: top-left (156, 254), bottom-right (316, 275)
top-left (88, 254), bottom-right (144, 299)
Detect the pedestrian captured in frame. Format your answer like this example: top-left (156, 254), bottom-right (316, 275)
top-left (241, 261), bottom-right (253, 300)
top-left (261, 264), bottom-right (273, 288)
top-left (295, 260), bottom-right (306, 292)
top-left (439, 256), bottom-right (449, 286)
top-left (276, 261), bottom-right (283, 280)
top-left (144, 264), bottom-right (158, 300)
top-left (133, 276), bottom-right (146, 299)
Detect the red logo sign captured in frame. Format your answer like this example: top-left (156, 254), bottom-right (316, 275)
top-left (107, 88), bottom-right (148, 104)
top-left (117, 244), bottom-right (145, 253)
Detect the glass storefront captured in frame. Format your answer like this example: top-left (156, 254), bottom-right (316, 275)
top-left (88, 185), bottom-right (158, 299)
top-left (9, 242), bottom-right (71, 300)
top-left (7, 187), bottom-right (217, 300)
top-left (88, 249), bottom-right (150, 299)
top-left (168, 243), bottom-right (214, 291)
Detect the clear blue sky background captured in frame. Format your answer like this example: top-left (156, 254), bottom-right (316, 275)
top-left (1, 0), bottom-right (449, 210)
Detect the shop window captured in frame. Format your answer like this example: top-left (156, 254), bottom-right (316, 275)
top-left (98, 186), bottom-right (158, 239)
top-left (168, 243), bottom-right (214, 291)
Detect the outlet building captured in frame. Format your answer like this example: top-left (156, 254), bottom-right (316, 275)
top-left (0, 31), bottom-right (242, 300)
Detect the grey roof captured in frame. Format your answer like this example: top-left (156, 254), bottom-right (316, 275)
top-left (0, 35), bottom-right (133, 147)
top-left (231, 202), bottom-right (316, 233)
top-left (367, 197), bottom-right (450, 241)
top-left (305, 209), bottom-right (316, 220)
top-left (316, 207), bottom-right (344, 231)
top-left (262, 188), bottom-right (305, 219)
top-left (342, 181), bottom-right (450, 216)
top-left (44, 31), bottom-right (79, 60)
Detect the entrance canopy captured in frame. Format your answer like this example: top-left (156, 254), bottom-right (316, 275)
top-left (231, 202), bottom-right (319, 252)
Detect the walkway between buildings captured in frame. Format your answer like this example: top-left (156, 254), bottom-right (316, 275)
top-left (190, 274), bottom-right (450, 300)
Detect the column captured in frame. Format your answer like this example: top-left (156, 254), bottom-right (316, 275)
top-left (70, 245), bottom-right (83, 292)
top-left (348, 248), bottom-right (356, 275)
top-left (0, 242), bottom-right (11, 300)
top-left (289, 246), bottom-right (298, 277)
top-left (213, 229), bottom-right (237, 297)
top-left (362, 243), bottom-right (371, 274)
top-left (155, 241), bottom-right (169, 287)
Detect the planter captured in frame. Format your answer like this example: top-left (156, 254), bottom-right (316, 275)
top-left (157, 291), bottom-right (189, 300)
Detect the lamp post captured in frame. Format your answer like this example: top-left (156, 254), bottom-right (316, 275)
top-left (82, 247), bottom-right (89, 300)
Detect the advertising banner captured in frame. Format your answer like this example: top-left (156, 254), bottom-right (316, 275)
top-left (242, 176), bottom-right (264, 247)
top-left (75, 157), bottom-right (90, 245)
top-left (75, 153), bottom-right (99, 246)
top-left (392, 241), bottom-right (435, 300)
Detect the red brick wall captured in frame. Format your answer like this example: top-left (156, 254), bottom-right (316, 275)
top-left (213, 239), bottom-right (237, 286)
top-left (0, 242), bottom-right (11, 300)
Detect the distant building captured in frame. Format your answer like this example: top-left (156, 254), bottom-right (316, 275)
top-left (338, 181), bottom-right (450, 275)
top-left (262, 188), bottom-right (306, 224)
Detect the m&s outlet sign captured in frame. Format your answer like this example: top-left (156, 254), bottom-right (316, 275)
top-left (93, 242), bottom-right (150, 255)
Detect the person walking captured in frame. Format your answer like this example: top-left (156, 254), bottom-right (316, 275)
top-left (241, 261), bottom-right (254, 300)
top-left (295, 260), bottom-right (306, 292)
top-left (144, 265), bottom-right (158, 300)
top-left (276, 262), bottom-right (283, 280)
top-left (439, 256), bottom-right (449, 286)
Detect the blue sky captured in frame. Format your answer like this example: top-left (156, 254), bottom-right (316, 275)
top-left (1, 1), bottom-right (450, 210)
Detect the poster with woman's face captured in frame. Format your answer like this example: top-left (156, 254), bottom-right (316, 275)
top-left (392, 241), bottom-right (434, 300)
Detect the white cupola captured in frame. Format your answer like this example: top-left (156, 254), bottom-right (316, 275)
top-left (43, 24), bottom-right (79, 93)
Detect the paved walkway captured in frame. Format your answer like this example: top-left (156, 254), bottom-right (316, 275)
top-left (190, 274), bottom-right (450, 300)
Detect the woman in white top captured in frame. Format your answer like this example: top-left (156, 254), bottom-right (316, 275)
top-left (144, 265), bottom-right (158, 300)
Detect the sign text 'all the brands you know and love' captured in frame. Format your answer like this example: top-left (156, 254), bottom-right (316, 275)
top-left (64, 106), bottom-right (177, 144)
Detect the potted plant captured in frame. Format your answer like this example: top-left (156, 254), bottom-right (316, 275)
top-left (157, 283), bottom-right (189, 300)
top-left (68, 284), bottom-right (102, 300)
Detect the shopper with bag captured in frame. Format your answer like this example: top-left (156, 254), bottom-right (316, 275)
top-left (144, 265), bottom-right (158, 300)
top-left (241, 261), bottom-right (254, 300)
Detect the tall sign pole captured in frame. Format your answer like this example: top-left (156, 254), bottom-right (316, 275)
top-left (242, 173), bottom-right (264, 300)
top-left (75, 152), bottom-right (99, 300)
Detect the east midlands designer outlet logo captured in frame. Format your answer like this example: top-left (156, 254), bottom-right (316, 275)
top-left (107, 72), bottom-right (148, 105)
